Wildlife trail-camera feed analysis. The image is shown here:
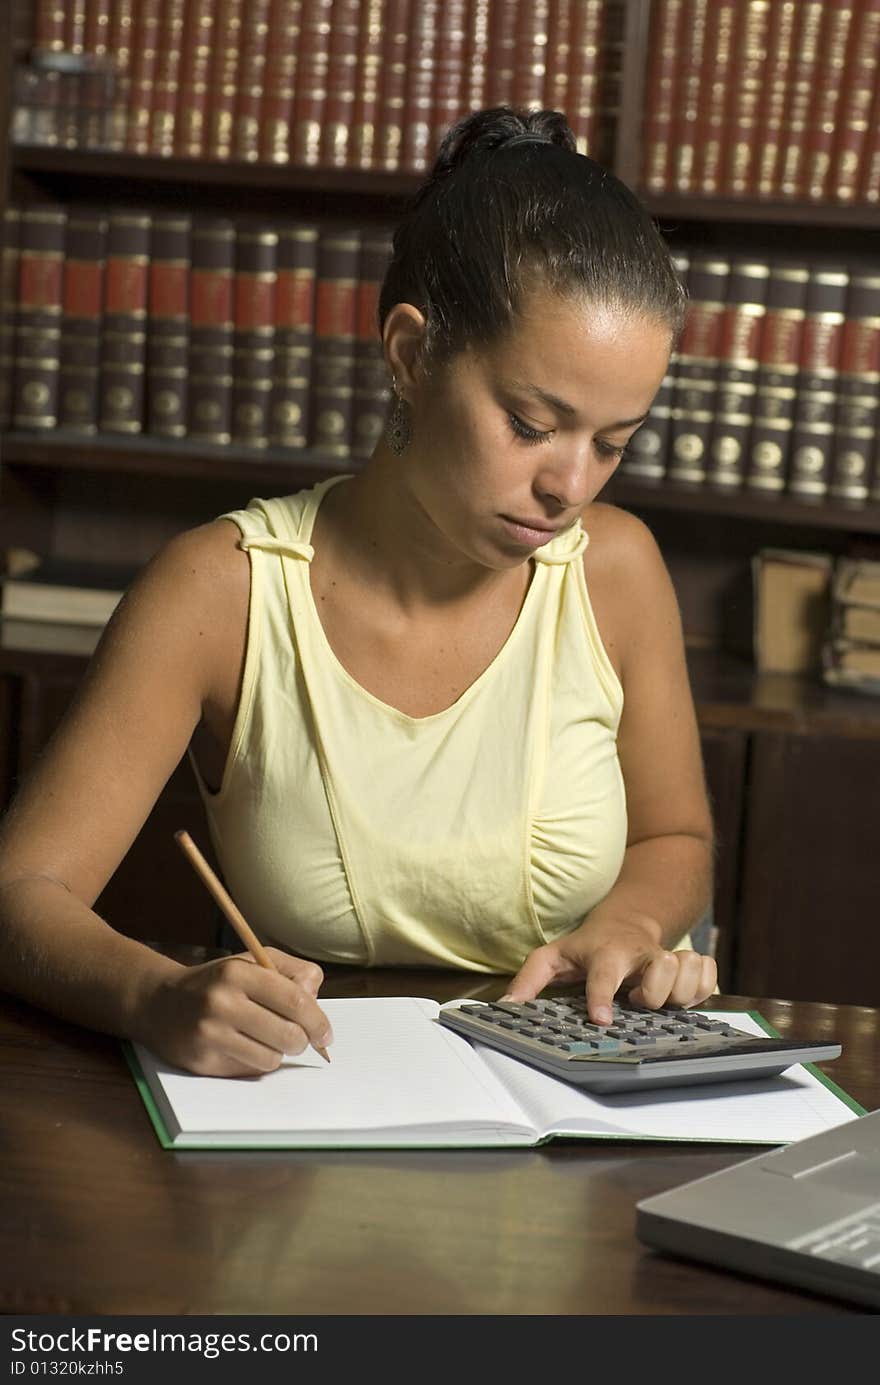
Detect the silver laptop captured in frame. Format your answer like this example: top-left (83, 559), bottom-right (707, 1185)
top-left (636, 1108), bottom-right (880, 1310)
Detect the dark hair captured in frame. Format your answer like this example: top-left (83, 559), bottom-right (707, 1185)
top-left (378, 107), bottom-right (686, 367)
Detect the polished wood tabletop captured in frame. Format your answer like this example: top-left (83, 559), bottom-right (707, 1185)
top-left (2, 958), bottom-right (877, 1316)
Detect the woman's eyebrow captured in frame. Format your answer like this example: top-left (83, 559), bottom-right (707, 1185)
top-left (506, 378), bottom-right (649, 429)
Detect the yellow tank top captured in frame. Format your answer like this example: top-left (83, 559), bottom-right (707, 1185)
top-left (192, 474), bottom-right (629, 973)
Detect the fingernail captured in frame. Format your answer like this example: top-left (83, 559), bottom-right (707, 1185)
top-left (498, 993), bottom-right (514, 1002)
top-left (594, 1006), bottom-right (613, 1026)
top-left (318, 1029), bottom-right (333, 1048)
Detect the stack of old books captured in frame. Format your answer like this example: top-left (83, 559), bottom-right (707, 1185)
top-left (823, 559), bottom-right (880, 696)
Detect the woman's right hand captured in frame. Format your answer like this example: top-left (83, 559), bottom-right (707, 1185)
top-left (140, 948), bottom-right (334, 1076)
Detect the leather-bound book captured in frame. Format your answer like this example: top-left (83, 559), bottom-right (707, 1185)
top-left (831, 0), bottom-right (880, 204)
top-left (827, 267), bottom-right (880, 506)
top-left (776, 0), bottom-right (825, 199)
top-left (232, 0), bottom-right (270, 162)
top-left (375, 0), bottom-right (411, 171)
top-left (666, 254), bottom-right (730, 487)
top-left (351, 231), bottom-right (393, 463)
top-left (430, 0), bottom-right (468, 161)
top-left (105, 0), bottom-right (135, 151)
top-left (98, 211), bottom-right (151, 434)
top-left (174, 0), bottom-right (216, 159)
top-left (80, 0), bottom-right (113, 149)
top-left (859, 29), bottom-right (880, 204)
top-left (462, 0), bottom-right (490, 115)
top-left (0, 208), bottom-right (21, 430)
top-left (145, 212), bottom-right (190, 439)
top-left (258, 0), bottom-right (302, 165)
top-left (744, 261), bottom-right (809, 495)
top-left (270, 223), bottom-right (318, 449)
top-left (669, 0), bottom-right (709, 195)
top-left (57, 207), bottom-right (108, 434)
top-left (205, 0), bottom-right (243, 161)
top-left (621, 250), bottom-right (689, 481)
top-left (309, 229), bottom-right (360, 457)
top-left (786, 265), bottom-right (849, 502)
top-left (349, 0), bottom-right (383, 169)
top-left (12, 205), bottom-right (67, 431)
top-left (567, 0), bottom-right (607, 156)
top-left (802, 0), bottom-right (855, 202)
top-left (512, 2), bottom-right (549, 112)
top-left (486, 0), bottom-right (517, 107)
top-left (718, 0), bottom-right (772, 197)
top-left (187, 217), bottom-right (235, 445)
top-left (291, 0), bottom-right (332, 167)
top-left (320, 0), bottom-right (360, 167)
top-left (230, 227), bottom-right (278, 449)
top-left (544, 0), bottom-right (573, 116)
top-left (704, 258), bottom-right (770, 489)
top-left (752, 0), bottom-right (798, 198)
top-left (641, 0), bottom-right (685, 194)
top-left (401, 0), bottom-right (440, 172)
top-left (150, 0), bottom-right (185, 156)
top-left (124, 0), bottom-right (161, 154)
top-left (58, 0), bottom-right (87, 148)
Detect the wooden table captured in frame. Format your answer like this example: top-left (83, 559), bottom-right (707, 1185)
top-left (2, 961), bottom-right (876, 1316)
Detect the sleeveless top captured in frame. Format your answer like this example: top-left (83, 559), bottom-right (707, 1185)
top-left (190, 474), bottom-right (630, 973)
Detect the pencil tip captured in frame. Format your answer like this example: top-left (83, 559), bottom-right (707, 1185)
top-left (317, 1047), bottom-right (331, 1064)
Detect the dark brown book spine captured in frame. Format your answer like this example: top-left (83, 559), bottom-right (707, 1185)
top-left (744, 262), bottom-right (809, 495)
top-left (309, 229), bottom-right (360, 457)
top-left (105, 0), bottom-right (135, 151)
top-left (401, 0), bottom-right (440, 172)
top-left (544, 0), bottom-right (573, 115)
top-left (258, 0), bottom-right (302, 165)
top-left (124, 0), bottom-right (161, 154)
top-left (375, 0), bottom-right (411, 171)
top-left (233, 0), bottom-right (271, 162)
top-left (622, 250), bottom-right (689, 480)
top-left (777, 0), bottom-right (825, 199)
top-left (666, 255), bottom-right (731, 486)
top-left (270, 224), bottom-right (318, 448)
top-left (642, 0), bottom-right (685, 194)
top-left (705, 259), bottom-right (770, 488)
top-left (33, 0), bottom-right (66, 54)
top-left (348, 0), bottom-right (383, 168)
top-left (352, 231), bottom-right (393, 462)
top-left (787, 266), bottom-right (849, 501)
top-left (718, 0), bottom-right (771, 198)
top-left (146, 212), bottom-right (190, 439)
top-left (187, 218), bottom-right (235, 444)
top-left (830, 0), bottom-right (880, 204)
top-left (230, 227), bottom-right (277, 449)
top-left (80, 0), bottom-right (113, 149)
top-left (827, 269), bottom-right (880, 505)
top-left (12, 206), bottom-right (66, 431)
top-left (173, 0), bottom-right (215, 159)
top-left (462, 0), bottom-right (490, 114)
top-left (98, 211), bottom-right (151, 434)
top-left (802, 0), bottom-right (854, 201)
top-left (290, 0), bottom-right (331, 167)
top-left (670, 0), bottom-right (709, 195)
top-left (752, 0), bottom-right (798, 197)
top-left (0, 208), bottom-right (22, 430)
top-left (431, 0), bottom-right (468, 161)
top-left (567, 0), bottom-right (606, 156)
top-left (30, 2), bottom-right (66, 147)
top-left (318, 0), bottom-right (360, 168)
top-left (58, 208), bottom-right (107, 434)
top-left (486, 0), bottom-right (517, 107)
top-left (150, 0), bottom-right (185, 156)
top-left (58, 0), bottom-right (88, 147)
top-left (512, 2), bottom-right (549, 113)
top-left (205, 0), bottom-right (243, 161)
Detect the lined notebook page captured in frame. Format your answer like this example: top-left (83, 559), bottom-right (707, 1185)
top-left (136, 997), bottom-right (532, 1138)
top-left (475, 1012), bottom-right (859, 1145)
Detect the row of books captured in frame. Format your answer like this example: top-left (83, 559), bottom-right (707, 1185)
top-left (643, 0), bottom-right (880, 204)
top-left (823, 557), bottom-right (880, 694)
top-left (0, 203), bottom-right (394, 458)
top-left (14, 0), bottom-right (619, 169)
top-left (621, 251), bottom-right (880, 509)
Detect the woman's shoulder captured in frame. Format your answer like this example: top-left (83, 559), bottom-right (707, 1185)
top-left (580, 501), bottom-right (679, 679)
top-left (581, 500), bottom-right (666, 580)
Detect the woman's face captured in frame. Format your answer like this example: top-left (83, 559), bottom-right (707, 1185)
top-left (403, 291), bottom-right (672, 571)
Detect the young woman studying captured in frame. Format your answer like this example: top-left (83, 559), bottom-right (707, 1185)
top-left (0, 107), bottom-right (717, 1076)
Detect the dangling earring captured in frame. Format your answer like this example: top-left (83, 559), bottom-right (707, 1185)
top-left (387, 377), bottom-right (412, 455)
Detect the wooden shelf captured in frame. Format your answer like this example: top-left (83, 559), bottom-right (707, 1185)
top-left (606, 474), bottom-right (880, 535)
top-left (642, 193), bottom-right (880, 230)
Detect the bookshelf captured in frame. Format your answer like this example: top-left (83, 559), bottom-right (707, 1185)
top-left (1, 0), bottom-right (879, 1004)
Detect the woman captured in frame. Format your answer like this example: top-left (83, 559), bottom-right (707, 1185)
top-left (0, 107), bottom-right (716, 1075)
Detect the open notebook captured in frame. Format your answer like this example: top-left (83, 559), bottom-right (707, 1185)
top-left (126, 997), bottom-right (862, 1150)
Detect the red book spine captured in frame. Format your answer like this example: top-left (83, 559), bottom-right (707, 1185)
top-left (270, 224), bottom-right (318, 448)
top-left (641, 0), bottom-right (685, 193)
top-left (431, 0), bottom-right (468, 161)
top-left (98, 211), bottom-right (151, 434)
top-left (375, 0), bottom-right (412, 171)
top-left (401, 0), bottom-right (440, 172)
top-left (802, 0), bottom-right (855, 201)
top-left (787, 266), bottom-right (849, 501)
top-left (691, 1), bottom-right (738, 196)
top-left (349, 0), bottom-right (383, 169)
top-left (79, 0), bottom-right (113, 148)
top-left (744, 261), bottom-right (809, 495)
top-left (58, 207), bottom-right (108, 433)
top-left (33, 0), bottom-right (66, 53)
top-left (309, 228), bottom-right (360, 457)
top-left (0, 208), bottom-right (22, 430)
top-left (105, 0), bottom-right (135, 151)
top-left (291, 0), bottom-right (332, 167)
top-left (751, 0), bottom-right (798, 198)
top-left (173, 0), bottom-right (215, 159)
top-left (58, 0), bottom-right (87, 147)
top-left (125, 0), bottom-right (161, 154)
top-left (187, 218), bottom-right (235, 443)
top-left (320, 0), bottom-right (361, 167)
top-left (568, 0), bottom-right (608, 158)
top-left (231, 227), bottom-right (278, 448)
top-left (146, 212), bottom-right (190, 438)
top-left (830, 0), bottom-right (880, 204)
top-left (151, 0), bottom-right (186, 156)
top-left (718, 0), bottom-right (772, 197)
top-left (258, 0), bottom-right (303, 165)
top-left (461, 0), bottom-right (490, 114)
top-left (12, 206), bottom-right (67, 431)
top-left (859, 72), bottom-right (880, 204)
top-left (206, 0), bottom-right (243, 161)
top-left (544, 0), bottom-right (573, 116)
top-left (352, 231), bottom-right (393, 462)
top-left (777, 0), bottom-right (825, 199)
top-left (512, 2), bottom-right (549, 113)
top-left (233, 0), bottom-right (271, 162)
top-left (670, 0), bottom-right (710, 194)
top-left (827, 268), bottom-right (880, 504)
top-left (486, 0), bottom-right (517, 108)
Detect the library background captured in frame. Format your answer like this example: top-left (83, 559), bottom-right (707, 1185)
top-left (0, 0), bottom-right (878, 1007)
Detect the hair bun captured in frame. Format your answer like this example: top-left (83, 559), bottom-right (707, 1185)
top-left (426, 106), bottom-right (577, 187)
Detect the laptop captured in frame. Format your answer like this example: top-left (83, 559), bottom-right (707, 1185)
top-left (636, 1107), bottom-right (880, 1310)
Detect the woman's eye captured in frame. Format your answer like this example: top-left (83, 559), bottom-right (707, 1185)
top-left (595, 439), bottom-right (629, 461)
top-left (507, 412), bottom-right (554, 446)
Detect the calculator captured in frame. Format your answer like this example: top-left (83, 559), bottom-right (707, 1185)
top-left (437, 997), bottom-right (842, 1094)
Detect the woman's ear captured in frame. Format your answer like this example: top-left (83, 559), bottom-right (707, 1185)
top-left (383, 304), bottom-right (428, 396)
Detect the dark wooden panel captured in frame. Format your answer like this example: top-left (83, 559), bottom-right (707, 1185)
top-left (699, 727), bottom-right (748, 989)
top-left (735, 731), bottom-right (880, 1005)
